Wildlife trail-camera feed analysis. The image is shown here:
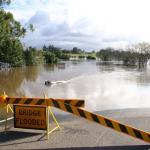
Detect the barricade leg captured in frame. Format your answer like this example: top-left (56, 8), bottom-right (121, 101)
top-left (48, 107), bottom-right (60, 129)
top-left (46, 106), bottom-right (49, 139)
top-left (43, 93), bottom-right (60, 139)
top-left (4, 105), bottom-right (8, 133)
top-left (46, 106), bottom-right (60, 139)
top-left (8, 104), bottom-right (13, 113)
top-left (4, 104), bottom-right (14, 133)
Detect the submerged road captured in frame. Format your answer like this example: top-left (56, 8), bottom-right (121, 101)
top-left (0, 108), bottom-right (150, 150)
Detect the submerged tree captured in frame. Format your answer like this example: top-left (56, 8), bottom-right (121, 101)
top-left (44, 52), bottom-right (58, 64)
top-left (24, 47), bottom-right (44, 66)
top-left (126, 42), bottom-right (150, 67)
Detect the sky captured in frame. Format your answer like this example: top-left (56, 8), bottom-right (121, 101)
top-left (5, 0), bottom-right (150, 51)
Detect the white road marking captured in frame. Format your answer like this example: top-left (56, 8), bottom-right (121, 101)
top-left (0, 117), bottom-right (13, 123)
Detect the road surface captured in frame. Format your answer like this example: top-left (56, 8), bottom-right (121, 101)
top-left (0, 108), bottom-right (150, 150)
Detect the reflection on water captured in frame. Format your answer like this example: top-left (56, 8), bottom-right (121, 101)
top-left (0, 61), bottom-right (150, 111)
top-left (0, 66), bottom-right (40, 96)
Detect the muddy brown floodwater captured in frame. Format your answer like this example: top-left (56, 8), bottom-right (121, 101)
top-left (0, 60), bottom-right (150, 115)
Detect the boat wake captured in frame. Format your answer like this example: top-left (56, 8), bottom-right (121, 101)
top-left (44, 75), bottom-right (85, 87)
top-left (44, 80), bottom-right (71, 87)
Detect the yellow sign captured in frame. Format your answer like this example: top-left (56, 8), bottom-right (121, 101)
top-left (14, 105), bottom-right (47, 130)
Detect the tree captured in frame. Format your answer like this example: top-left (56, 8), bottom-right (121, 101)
top-left (44, 52), bottom-right (57, 64)
top-left (24, 47), bottom-right (36, 66)
top-left (127, 42), bottom-right (150, 67)
top-left (134, 42), bottom-right (150, 54)
top-left (24, 47), bottom-right (45, 66)
top-left (72, 47), bottom-right (78, 53)
top-left (96, 49), bottom-right (112, 61)
top-left (0, 40), bottom-right (23, 66)
top-left (86, 55), bottom-right (96, 60)
top-left (122, 51), bottom-right (137, 66)
top-left (0, 0), bottom-right (11, 6)
top-left (0, 1), bottom-right (34, 66)
top-left (29, 24), bottom-right (34, 32)
top-left (43, 44), bottom-right (62, 58)
top-left (0, 2), bottom-right (26, 66)
top-left (72, 47), bottom-right (82, 54)
top-left (43, 45), bottom-right (47, 51)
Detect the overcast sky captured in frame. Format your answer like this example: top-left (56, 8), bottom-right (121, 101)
top-left (5, 0), bottom-right (150, 51)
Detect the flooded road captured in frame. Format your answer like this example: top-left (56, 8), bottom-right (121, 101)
top-left (0, 60), bottom-right (150, 112)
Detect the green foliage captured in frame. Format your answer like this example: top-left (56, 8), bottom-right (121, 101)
top-left (96, 49), bottom-right (114, 61)
top-left (134, 42), bottom-right (150, 54)
top-left (0, 39), bottom-right (25, 66)
top-left (59, 54), bottom-right (70, 60)
top-left (0, 1), bottom-right (35, 67)
top-left (29, 24), bottom-right (34, 32)
top-left (122, 51), bottom-right (138, 66)
top-left (72, 47), bottom-right (82, 54)
top-left (24, 47), bottom-right (44, 66)
top-left (24, 47), bottom-right (37, 66)
top-left (0, 2), bottom-right (27, 66)
top-left (0, 0), bottom-right (11, 7)
top-left (0, 10), bottom-right (26, 40)
top-left (43, 45), bottom-right (47, 51)
top-left (79, 55), bottom-right (85, 59)
top-left (44, 52), bottom-right (58, 64)
top-left (126, 42), bottom-right (150, 66)
top-left (42, 45), bottom-right (62, 58)
top-left (86, 55), bottom-right (96, 60)
top-left (96, 43), bottom-right (150, 67)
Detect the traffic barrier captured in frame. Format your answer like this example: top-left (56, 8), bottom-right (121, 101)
top-left (13, 104), bottom-right (60, 139)
top-left (0, 94), bottom-right (84, 139)
top-left (6, 97), bottom-right (84, 107)
top-left (0, 92), bottom-right (8, 107)
top-left (0, 92), bottom-right (14, 132)
top-left (50, 101), bottom-right (150, 143)
top-left (0, 94), bottom-right (150, 143)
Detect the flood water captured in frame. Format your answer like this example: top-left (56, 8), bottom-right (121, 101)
top-left (0, 60), bottom-right (150, 112)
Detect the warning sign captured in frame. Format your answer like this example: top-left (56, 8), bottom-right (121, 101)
top-left (14, 105), bottom-right (47, 130)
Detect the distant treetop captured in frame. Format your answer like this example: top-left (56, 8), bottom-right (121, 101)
top-left (0, 0), bottom-right (11, 7)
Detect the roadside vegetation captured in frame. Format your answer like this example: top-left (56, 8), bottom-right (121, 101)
top-left (0, 0), bottom-right (34, 67)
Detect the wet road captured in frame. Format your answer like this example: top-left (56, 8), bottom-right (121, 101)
top-left (0, 108), bottom-right (149, 150)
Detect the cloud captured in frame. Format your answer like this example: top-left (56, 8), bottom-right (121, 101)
top-left (41, 21), bottom-right (69, 36)
top-left (28, 11), bottom-right (50, 26)
top-left (5, 0), bottom-right (150, 50)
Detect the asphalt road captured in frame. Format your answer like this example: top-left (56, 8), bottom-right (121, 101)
top-left (0, 108), bottom-right (150, 150)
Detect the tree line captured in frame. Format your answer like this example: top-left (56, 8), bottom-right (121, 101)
top-left (96, 42), bottom-right (150, 67)
top-left (1, 0), bottom-right (150, 68)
